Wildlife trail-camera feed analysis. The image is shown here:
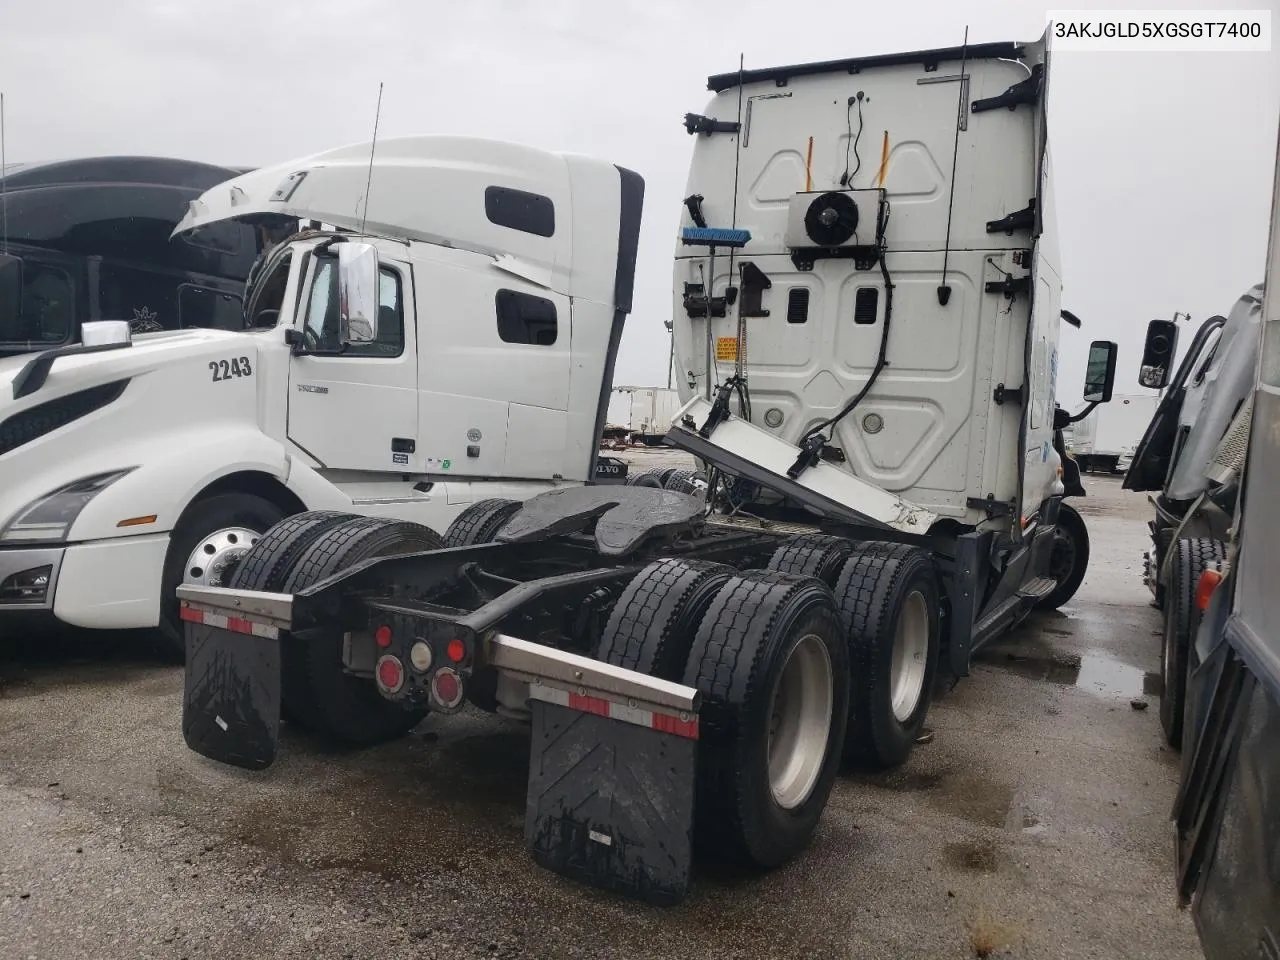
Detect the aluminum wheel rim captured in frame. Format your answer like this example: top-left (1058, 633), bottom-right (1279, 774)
top-left (890, 591), bottom-right (930, 723)
top-left (767, 633), bottom-right (834, 810)
top-left (183, 527), bottom-right (261, 587)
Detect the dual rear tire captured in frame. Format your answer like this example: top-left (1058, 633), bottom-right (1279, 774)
top-left (593, 534), bottom-right (941, 870)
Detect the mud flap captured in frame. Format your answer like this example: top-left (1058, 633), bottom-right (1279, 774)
top-left (525, 700), bottom-right (697, 906)
top-left (182, 621), bottom-right (281, 771)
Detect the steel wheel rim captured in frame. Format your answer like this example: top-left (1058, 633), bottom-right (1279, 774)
top-left (767, 632), bottom-right (834, 810)
top-left (890, 590), bottom-right (930, 723)
top-left (183, 526), bottom-right (261, 587)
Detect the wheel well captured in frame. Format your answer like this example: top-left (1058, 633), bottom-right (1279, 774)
top-left (188, 471), bottom-right (307, 519)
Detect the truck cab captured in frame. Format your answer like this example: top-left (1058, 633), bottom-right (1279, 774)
top-left (0, 156), bottom-right (261, 354)
top-left (0, 137), bottom-right (642, 651)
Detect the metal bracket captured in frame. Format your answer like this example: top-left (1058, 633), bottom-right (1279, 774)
top-left (967, 495), bottom-right (1014, 519)
top-left (682, 282), bottom-right (736, 319)
top-left (684, 113), bottom-right (741, 136)
top-left (993, 383), bottom-right (1024, 406)
top-left (985, 199), bottom-right (1037, 235)
top-left (790, 245), bottom-right (881, 272)
top-left (985, 274), bottom-right (1031, 298)
top-left (971, 62), bottom-right (1043, 114)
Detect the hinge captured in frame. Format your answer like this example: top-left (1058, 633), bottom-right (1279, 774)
top-left (967, 494), bottom-right (1014, 518)
top-left (971, 62), bottom-right (1043, 114)
top-left (684, 113), bottom-right (741, 136)
top-left (993, 383), bottom-right (1023, 406)
top-left (985, 274), bottom-right (1031, 298)
top-left (986, 199), bottom-right (1036, 235)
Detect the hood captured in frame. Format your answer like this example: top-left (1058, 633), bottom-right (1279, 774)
top-left (0, 328), bottom-right (256, 406)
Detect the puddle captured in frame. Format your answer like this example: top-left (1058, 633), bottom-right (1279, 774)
top-left (980, 649), bottom-right (1161, 700)
top-left (865, 766), bottom-right (1013, 828)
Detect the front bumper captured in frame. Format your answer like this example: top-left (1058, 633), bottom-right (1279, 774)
top-left (0, 546), bottom-right (65, 609)
top-left (0, 532), bottom-right (169, 628)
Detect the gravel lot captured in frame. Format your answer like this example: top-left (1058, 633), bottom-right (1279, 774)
top-left (0, 462), bottom-right (1201, 960)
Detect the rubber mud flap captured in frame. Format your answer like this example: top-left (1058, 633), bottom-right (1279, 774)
top-left (182, 621), bottom-right (281, 771)
top-left (525, 701), bottom-right (697, 906)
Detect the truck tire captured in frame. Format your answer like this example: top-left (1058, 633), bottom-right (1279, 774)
top-left (664, 469), bottom-right (706, 495)
top-left (227, 511), bottom-right (354, 593)
top-left (282, 517), bottom-right (446, 747)
top-left (158, 492), bottom-right (288, 659)
top-left (682, 570), bottom-right (850, 868)
top-left (224, 510), bottom-right (360, 723)
top-left (626, 469), bottom-right (667, 488)
top-left (766, 534), bottom-right (855, 590)
top-left (595, 558), bottom-right (734, 682)
top-left (1161, 538), bottom-right (1227, 749)
top-left (833, 543), bottom-right (941, 770)
top-left (443, 498), bottom-right (523, 547)
top-left (1036, 503), bottom-right (1090, 611)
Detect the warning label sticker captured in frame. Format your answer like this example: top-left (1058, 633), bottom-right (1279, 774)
top-left (715, 337), bottom-right (738, 362)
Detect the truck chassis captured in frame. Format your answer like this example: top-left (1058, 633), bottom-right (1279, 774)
top-left (179, 400), bottom-right (1077, 905)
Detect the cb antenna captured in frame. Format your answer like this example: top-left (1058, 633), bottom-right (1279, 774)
top-left (1, 91), bottom-right (8, 255)
top-left (359, 82), bottom-right (384, 234)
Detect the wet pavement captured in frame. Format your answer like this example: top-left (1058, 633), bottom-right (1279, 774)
top-left (0, 463), bottom-right (1202, 959)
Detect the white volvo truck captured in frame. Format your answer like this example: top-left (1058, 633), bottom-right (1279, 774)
top-left (170, 31), bottom-right (1120, 906)
top-left (0, 137), bottom-right (634, 651)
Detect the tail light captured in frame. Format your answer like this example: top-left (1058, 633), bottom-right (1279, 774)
top-left (1196, 569), bottom-right (1223, 612)
top-left (375, 624), bottom-right (393, 648)
top-left (446, 638), bottom-right (467, 664)
top-left (376, 655), bottom-right (405, 695)
top-left (431, 667), bottom-right (465, 711)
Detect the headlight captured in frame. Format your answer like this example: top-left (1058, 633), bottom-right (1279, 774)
top-left (0, 468), bottom-right (136, 543)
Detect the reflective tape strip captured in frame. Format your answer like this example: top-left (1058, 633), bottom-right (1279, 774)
top-left (179, 603), bottom-right (279, 640)
top-left (528, 681), bottom-right (699, 740)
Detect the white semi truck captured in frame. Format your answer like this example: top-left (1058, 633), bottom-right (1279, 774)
top-left (2, 30), bottom-right (1117, 904)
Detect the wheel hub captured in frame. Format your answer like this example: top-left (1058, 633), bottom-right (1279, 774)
top-left (183, 527), bottom-right (261, 588)
top-left (1048, 526), bottom-right (1076, 583)
top-left (890, 590), bottom-right (930, 723)
top-left (766, 633), bottom-right (834, 810)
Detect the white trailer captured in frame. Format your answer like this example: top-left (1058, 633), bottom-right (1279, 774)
top-left (606, 385), bottom-right (682, 444)
top-left (1069, 391), bottom-right (1160, 473)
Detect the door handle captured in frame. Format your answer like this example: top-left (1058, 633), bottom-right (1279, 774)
top-left (392, 438), bottom-right (416, 454)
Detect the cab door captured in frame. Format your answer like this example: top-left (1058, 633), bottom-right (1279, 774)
top-left (286, 253), bottom-right (419, 473)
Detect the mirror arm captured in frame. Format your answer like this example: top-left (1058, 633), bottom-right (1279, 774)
top-left (1066, 400), bottom-right (1100, 425)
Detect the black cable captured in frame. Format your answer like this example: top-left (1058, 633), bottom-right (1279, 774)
top-left (801, 201), bottom-right (893, 443)
top-left (840, 94), bottom-right (864, 187)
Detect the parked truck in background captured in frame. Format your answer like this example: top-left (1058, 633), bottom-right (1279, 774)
top-left (1123, 285), bottom-right (1264, 747)
top-left (604, 385), bottom-right (681, 445)
top-left (1169, 129), bottom-right (1280, 960)
top-left (1069, 391), bottom-right (1160, 474)
top-left (0, 156), bottom-right (266, 354)
top-left (169, 30), bottom-right (1123, 906)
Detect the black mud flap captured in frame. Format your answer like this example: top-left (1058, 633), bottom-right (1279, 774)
top-left (182, 621), bottom-right (281, 771)
top-left (525, 701), bottom-right (697, 906)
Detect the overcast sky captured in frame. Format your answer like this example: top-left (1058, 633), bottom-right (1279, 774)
top-left (2, 0), bottom-right (1277, 401)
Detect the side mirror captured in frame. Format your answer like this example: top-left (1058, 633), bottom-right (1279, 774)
top-left (1083, 340), bottom-right (1118, 403)
top-left (336, 242), bottom-right (379, 345)
top-left (1138, 318), bottom-right (1179, 389)
top-left (0, 254), bottom-right (23, 323)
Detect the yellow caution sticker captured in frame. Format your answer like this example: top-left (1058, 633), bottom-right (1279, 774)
top-left (715, 337), bottom-right (738, 362)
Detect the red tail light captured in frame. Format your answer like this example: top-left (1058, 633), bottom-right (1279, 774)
top-left (431, 667), bottom-right (464, 710)
top-left (1196, 569), bottom-right (1223, 612)
top-left (376, 655), bottom-right (405, 694)
top-left (375, 624), bottom-right (393, 648)
top-left (446, 638), bottom-right (467, 663)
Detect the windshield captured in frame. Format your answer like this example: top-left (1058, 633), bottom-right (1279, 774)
top-left (0, 259), bottom-right (76, 346)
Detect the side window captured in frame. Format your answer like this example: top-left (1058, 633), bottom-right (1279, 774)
top-left (98, 263), bottom-right (180, 333)
top-left (0, 261), bottom-right (74, 344)
top-left (246, 250), bottom-right (293, 328)
top-left (178, 285), bottom-right (243, 330)
top-left (496, 289), bottom-right (557, 345)
top-left (302, 259), bottom-right (404, 357)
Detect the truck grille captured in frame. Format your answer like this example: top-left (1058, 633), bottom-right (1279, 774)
top-left (0, 380), bottom-right (130, 458)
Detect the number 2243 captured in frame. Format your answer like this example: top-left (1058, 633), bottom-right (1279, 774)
top-left (209, 357), bottom-right (253, 382)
